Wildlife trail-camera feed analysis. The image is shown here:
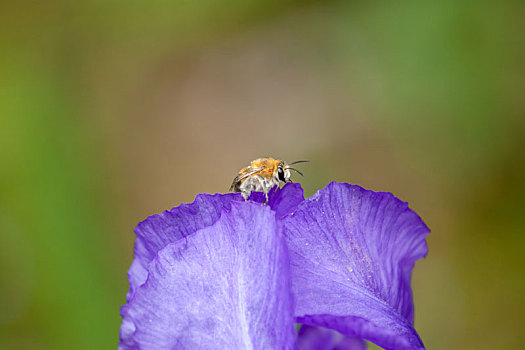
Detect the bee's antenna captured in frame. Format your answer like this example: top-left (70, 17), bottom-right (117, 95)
top-left (289, 160), bottom-right (309, 165)
top-left (288, 167), bottom-right (304, 177)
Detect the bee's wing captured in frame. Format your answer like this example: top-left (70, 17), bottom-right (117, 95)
top-left (229, 167), bottom-right (264, 191)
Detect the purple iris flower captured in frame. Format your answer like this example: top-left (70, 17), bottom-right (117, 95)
top-left (119, 182), bottom-right (429, 350)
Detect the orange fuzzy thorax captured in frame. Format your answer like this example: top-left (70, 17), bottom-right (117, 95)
top-left (238, 158), bottom-right (281, 182)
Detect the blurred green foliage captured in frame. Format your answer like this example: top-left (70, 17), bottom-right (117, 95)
top-left (1, 1), bottom-right (523, 349)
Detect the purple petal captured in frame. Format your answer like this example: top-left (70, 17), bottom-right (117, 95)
top-left (270, 183), bottom-right (306, 218)
top-left (298, 325), bottom-right (367, 350)
top-left (283, 182), bottom-right (430, 350)
top-left (127, 193), bottom-right (241, 300)
top-left (335, 336), bottom-right (368, 350)
top-left (248, 183), bottom-right (305, 218)
top-left (120, 202), bottom-right (296, 350)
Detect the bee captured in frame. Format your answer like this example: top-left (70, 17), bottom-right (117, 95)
top-left (230, 157), bottom-right (308, 200)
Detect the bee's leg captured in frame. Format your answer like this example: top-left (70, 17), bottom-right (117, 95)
top-left (239, 178), bottom-right (254, 200)
top-left (246, 181), bottom-right (259, 201)
top-left (255, 175), bottom-right (265, 185)
top-left (254, 175), bottom-right (270, 204)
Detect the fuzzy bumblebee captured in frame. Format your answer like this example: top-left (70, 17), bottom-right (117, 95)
top-left (230, 157), bottom-right (307, 200)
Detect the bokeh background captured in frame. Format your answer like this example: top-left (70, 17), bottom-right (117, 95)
top-left (1, 1), bottom-right (524, 349)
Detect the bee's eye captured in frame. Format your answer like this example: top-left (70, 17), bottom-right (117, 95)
top-left (277, 167), bottom-right (285, 181)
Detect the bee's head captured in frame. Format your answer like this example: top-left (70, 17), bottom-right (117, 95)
top-left (276, 164), bottom-right (289, 182)
top-left (277, 160), bottom-right (308, 183)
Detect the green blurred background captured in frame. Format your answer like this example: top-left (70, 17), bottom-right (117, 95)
top-left (1, 1), bottom-right (524, 349)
